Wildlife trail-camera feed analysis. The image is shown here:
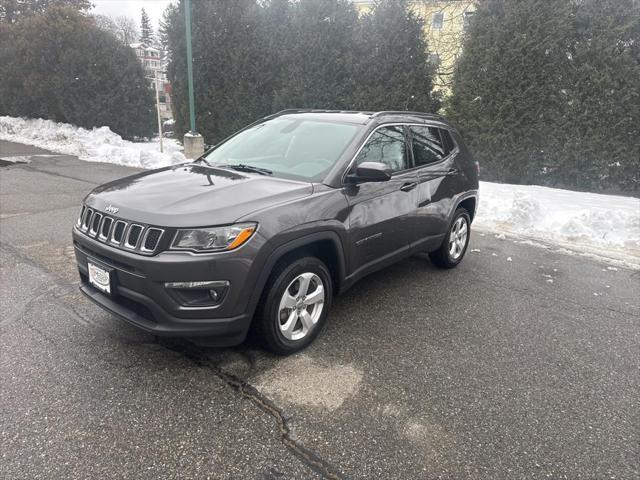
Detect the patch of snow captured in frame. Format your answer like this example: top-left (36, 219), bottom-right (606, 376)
top-left (0, 116), bottom-right (185, 169)
top-left (476, 181), bottom-right (640, 263)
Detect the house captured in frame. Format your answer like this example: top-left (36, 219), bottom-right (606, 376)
top-left (129, 42), bottom-right (173, 120)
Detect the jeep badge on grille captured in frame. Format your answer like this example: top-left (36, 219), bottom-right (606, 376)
top-left (105, 205), bottom-right (119, 214)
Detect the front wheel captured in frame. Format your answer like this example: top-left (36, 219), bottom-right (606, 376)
top-left (254, 256), bottom-right (332, 355)
top-left (429, 208), bottom-right (471, 268)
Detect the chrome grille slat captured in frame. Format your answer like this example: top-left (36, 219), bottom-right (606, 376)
top-left (77, 205), bottom-right (86, 227)
top-left (99, 217), bottom-right (113, 241)
top-left (125, 224), bottom-right (143, 249)
top-left (77, 205), bottom-right (163, 255)
top-left (141, 228), bottom-right (164, 252)
top-left (81, 208), bottom-right (93, 231)
top-left (89, 213), bottom-right (102, 236)
top-left (111, 220), bottom-right (127, 245)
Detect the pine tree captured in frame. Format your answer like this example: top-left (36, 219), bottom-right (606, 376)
top-left (271, 0), bottom-right (361, 111)
top-left (140, 7), bottom-right (153, 44)
top-left (448, 0), bottom-right (640, 192)
top-left (0, 6), bottom-right (155, 139)
top-left (163, 0), bottom-right (271, 143)
top-left (0, 0), bottom-right (91, 23)
top-left (353, 0), bottom-right (438, 112)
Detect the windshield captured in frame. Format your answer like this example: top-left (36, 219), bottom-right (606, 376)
top-left (203, 118), bottom-right (360, 182)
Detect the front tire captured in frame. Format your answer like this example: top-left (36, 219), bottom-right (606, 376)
top-left (429, 208), bottom-right (471, 269)
top-left (255, 256), bottom-right (332, 355)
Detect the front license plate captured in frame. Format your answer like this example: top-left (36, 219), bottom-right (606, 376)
top-left (88, 261), bottom-right (112, 295)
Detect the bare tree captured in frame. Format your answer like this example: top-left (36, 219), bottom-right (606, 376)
top-left (114, 15), bottom-right (138, 44)
top-left (93, 13), bottom-right (138, 45)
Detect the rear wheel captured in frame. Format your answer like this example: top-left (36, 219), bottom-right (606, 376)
top-left (255, 256), bottom-right (332, 355)
top-left (429, 208), bottom-right (471, 268)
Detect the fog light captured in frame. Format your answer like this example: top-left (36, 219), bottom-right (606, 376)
top-left (164, 280), bottom-right (230, 307)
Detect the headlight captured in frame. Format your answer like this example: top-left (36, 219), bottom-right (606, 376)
top-left (171, 223), bottom-right (257, 252)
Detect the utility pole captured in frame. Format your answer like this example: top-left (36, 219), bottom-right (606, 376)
top-left (183, 0), bottom-right (204, 158)
top-left (154, 70), bottom-right (163, 153)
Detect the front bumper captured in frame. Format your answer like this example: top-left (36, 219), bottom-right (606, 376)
top-left (73, 228), bottom-right (256, 345)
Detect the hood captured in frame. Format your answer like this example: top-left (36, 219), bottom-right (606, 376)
top-left (85, 164), bottom-right (313, 227)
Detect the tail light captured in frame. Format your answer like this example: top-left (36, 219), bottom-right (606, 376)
top-left (474, 161), bottom-right (480, 177)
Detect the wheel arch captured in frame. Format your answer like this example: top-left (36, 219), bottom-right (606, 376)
top-left (454, 194), bottom-right (478, 223)
top-left (246, 231), bottom-right (347, 318)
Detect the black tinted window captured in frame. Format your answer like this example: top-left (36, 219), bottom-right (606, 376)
top-left (355, 126), bottom-right (407, 172)
top-left (440, 129), bottom-right (455, 154)
top-left (410, 126), bottom-right (446, 166)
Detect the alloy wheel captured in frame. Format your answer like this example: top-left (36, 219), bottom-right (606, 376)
top-left (448, 216), bottom-right (468, 260)
top-left (277, 272), bottom-right (325, 341)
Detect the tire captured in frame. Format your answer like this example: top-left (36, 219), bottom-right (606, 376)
top-left (254, 256), bottom-right (333, 355)
top-left (429, 208), bottom-right (471, 269)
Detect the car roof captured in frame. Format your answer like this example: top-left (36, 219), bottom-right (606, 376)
top-left (265, 109), bottom-right (452, 128)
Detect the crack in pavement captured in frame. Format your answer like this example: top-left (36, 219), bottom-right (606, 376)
top-left (161, 339), bottom-right (348, 480)
top-left (1, 239), bottom-right (347, 477)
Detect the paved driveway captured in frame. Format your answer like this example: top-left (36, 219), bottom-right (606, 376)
top-left (1, 140), bottom-right (638, 479)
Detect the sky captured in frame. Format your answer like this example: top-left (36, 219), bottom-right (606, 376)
top-left (91, 0), bottom-right (176, 31)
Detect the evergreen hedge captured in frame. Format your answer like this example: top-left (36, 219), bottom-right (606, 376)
top-left (448, 0), bottom-right (640, 193)
top-left (161, 0), bottom-right (438, 145)
top-left (0, 7), bottom-right (155, 139)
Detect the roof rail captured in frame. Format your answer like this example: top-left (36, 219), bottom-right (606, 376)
top-left (266, 109), bottom-right (377, 118)
top-left (370, 110), bottom-right (442, 119)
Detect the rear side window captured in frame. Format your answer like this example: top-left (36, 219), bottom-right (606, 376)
top-left (355, 126), bottom-right (407, 172)
top-left (440, 129), bottom-right (456, 154)
top-left (410, 126), bottom-right (446, 166)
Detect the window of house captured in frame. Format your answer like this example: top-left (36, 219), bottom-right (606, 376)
top-left (463, 11), bottom-right (475, 30)
top-left (428, 53), bottom-right (440, 69)
top-left (410, 126), bottom-right (446, 166)
top-left (432, 12), bottom-right (444, 30)
top-left (355, 126), bottom-right (407, 172)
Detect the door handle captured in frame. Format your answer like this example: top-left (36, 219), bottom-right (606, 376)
top-left (400, 182), bottom-right (417, 192)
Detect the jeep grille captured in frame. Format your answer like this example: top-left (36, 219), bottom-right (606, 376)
top-left (77, 206), bottom-right (164, 255)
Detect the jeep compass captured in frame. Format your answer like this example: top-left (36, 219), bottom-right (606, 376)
top-left (73, 110), bottom-right (479, 354)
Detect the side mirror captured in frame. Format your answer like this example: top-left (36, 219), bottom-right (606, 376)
top-left (346, 161), bottom-right (392, 184)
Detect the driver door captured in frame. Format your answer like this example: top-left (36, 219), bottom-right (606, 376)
top-left (344, 125), bottom-right (418, 279)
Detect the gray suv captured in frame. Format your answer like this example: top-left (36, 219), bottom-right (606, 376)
top-left (73, 110), bottom-right (479, 354)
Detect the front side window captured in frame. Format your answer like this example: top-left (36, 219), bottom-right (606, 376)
top-left (204, 118), bottom-right (360, 182)
top-left (410, 126), bottom-right (446, 166)
top-left (354, 126), bottom-right (407, 172)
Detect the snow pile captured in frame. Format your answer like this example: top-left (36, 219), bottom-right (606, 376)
top-left (0, 116), bottom-right (185, 169)
top-left (476, 181), bottom-right (640, 259)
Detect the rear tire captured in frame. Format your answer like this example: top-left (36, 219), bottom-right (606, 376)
top-left (429, 208), bottom-right (471, 269)
top-left (254, 256), bottom-right (332, 355)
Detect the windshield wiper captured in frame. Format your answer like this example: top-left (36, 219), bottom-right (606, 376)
top-left (220, 164), bottom-right (273, 175)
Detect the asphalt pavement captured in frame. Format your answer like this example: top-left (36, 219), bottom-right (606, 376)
top-left (1, 140), bottom-right (638, 479)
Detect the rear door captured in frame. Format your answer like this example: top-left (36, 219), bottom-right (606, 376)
top-left (409, 125), bottom-right (461, 250)
top-left (344, 125), bottom-right (418, 277)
